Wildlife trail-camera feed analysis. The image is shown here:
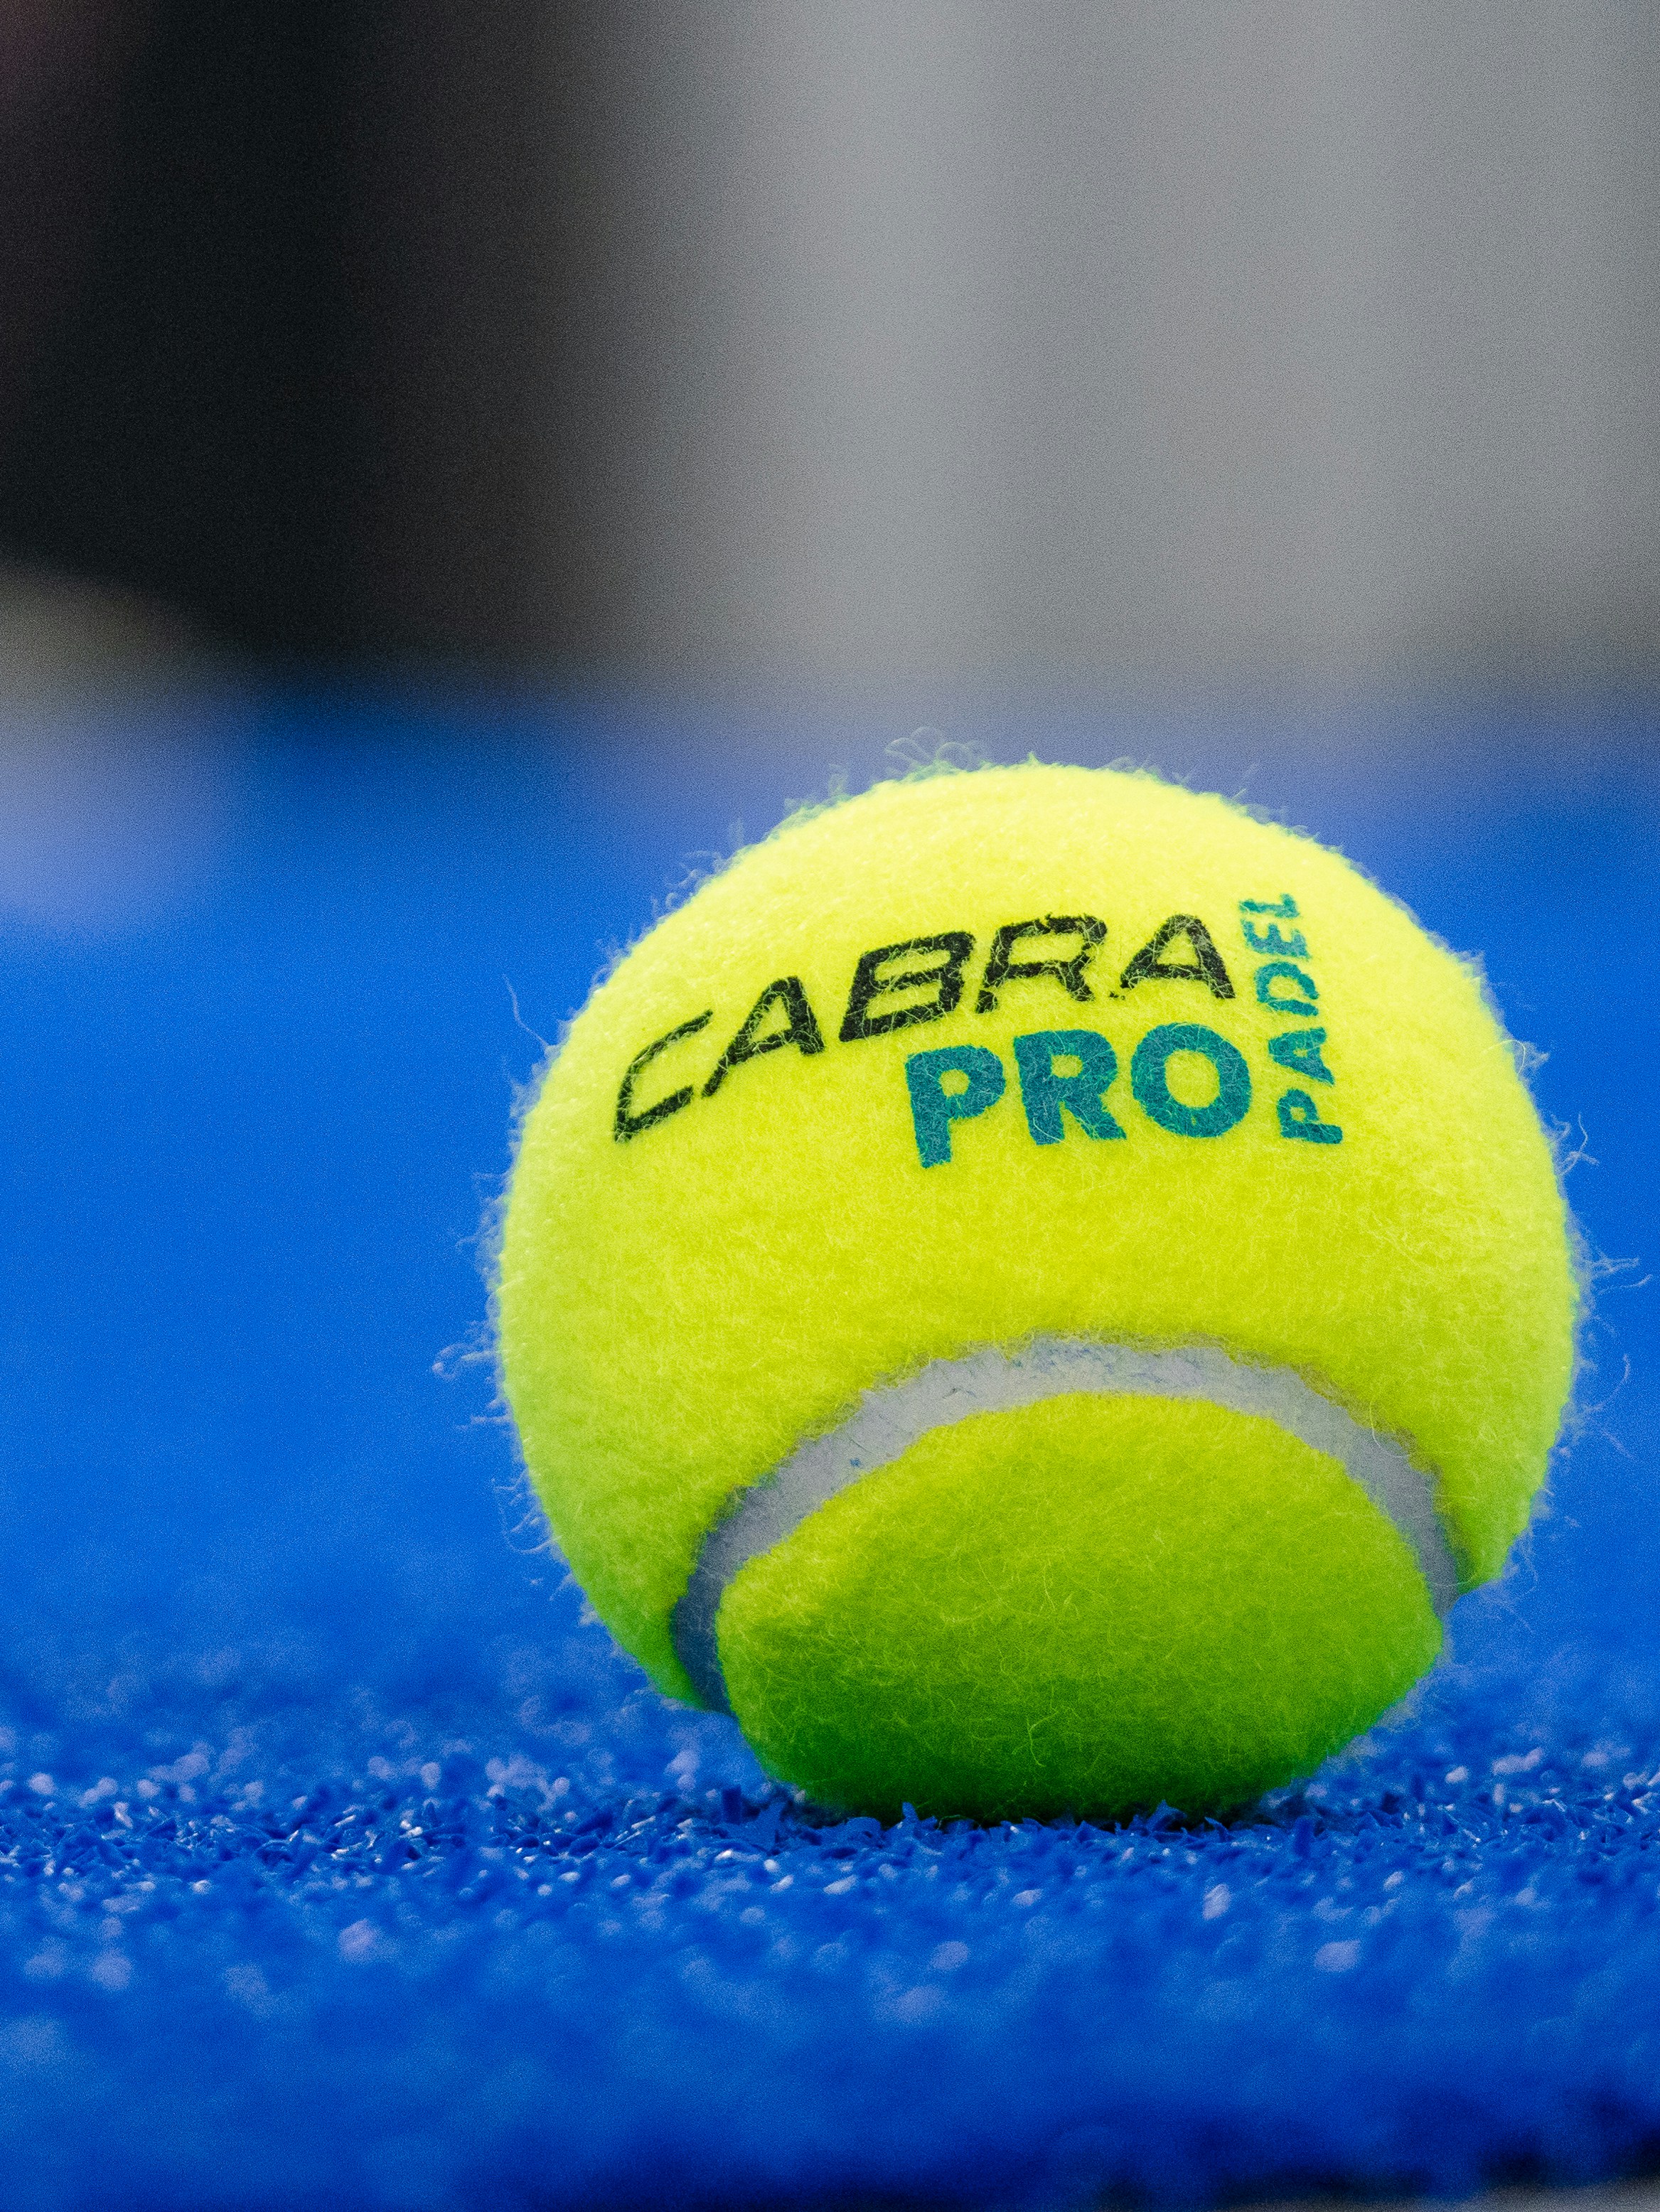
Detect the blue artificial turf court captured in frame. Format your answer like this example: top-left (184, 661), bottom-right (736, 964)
top-left (1, 691), bottom-right (1658, 2210)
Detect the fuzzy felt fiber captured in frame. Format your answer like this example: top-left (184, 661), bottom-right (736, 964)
top-left (0, 701), bottom-right (1655, 2211)
top-left (721, 1392), bottom-right (1442, 1820)
top-left (500, 763), bottom-right (1573, 1817)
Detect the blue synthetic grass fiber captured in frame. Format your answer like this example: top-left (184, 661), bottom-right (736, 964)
top-left (1, 693), bottom-right (1657, 2210)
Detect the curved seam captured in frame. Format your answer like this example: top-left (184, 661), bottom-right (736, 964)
top-left (670, 1339), bottom-right (1460, 1714)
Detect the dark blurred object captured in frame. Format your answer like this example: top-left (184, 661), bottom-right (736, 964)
top-left (0, 4), bottom-right (356, 654)
top-left (0, 0), bottom-right (148, 434)
top-left (0, 0), bottom-right (201, 686)
top-left (1, 4), bottom-right (1659, 690)
top-left (0, 2), bottom-right (542, 660)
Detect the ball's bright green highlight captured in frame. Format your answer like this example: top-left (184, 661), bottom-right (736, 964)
top-left (719, 1394), bottom-right (1442, 1821)
top-left (498, 762), bottom-right (1576, 1820)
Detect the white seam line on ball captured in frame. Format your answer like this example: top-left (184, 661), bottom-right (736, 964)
top-left (670, 1339), bottom-right (1462, 1715)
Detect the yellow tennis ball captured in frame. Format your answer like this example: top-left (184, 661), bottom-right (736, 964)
top-left (497, 763), bottom-right (1576, 1821)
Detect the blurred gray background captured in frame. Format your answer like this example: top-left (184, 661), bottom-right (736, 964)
top-left (1, 1), bottom-right (1657, 699)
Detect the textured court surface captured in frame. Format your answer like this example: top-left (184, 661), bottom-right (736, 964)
top-left (1, 698), bottom-right (1656, 2209)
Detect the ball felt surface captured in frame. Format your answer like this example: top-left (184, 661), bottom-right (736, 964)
top-left (498, 762), bottom-right (1577, 1819)
top-left (719, 1393), bottom-right (1442, 1820)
